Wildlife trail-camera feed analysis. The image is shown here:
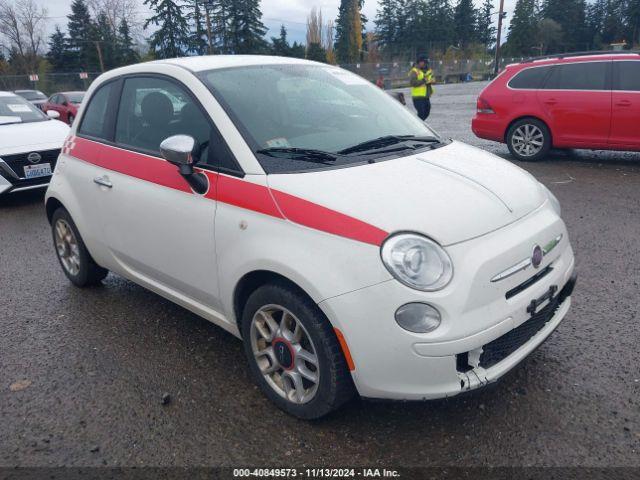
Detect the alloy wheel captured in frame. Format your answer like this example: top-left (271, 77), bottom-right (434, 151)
top-left (511, 124), bottom-right (544, 157)
top-left (54, 218), bottom-right (81, 276)
top-left (250, 304), bottom-right (320, 404)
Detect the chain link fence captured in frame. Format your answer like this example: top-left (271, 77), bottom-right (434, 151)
top-left (0, 56), bottom-right (533, 95)
top-left (0, 72), bottom-right (102, 95)
top-left (340, 57), bottom-right (530, 88)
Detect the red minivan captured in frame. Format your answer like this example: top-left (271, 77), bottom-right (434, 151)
top-left (472, 52), bottom-right (640, 161)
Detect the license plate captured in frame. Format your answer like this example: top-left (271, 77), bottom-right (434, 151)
top-left (23, 163), bottom-right (52, 179)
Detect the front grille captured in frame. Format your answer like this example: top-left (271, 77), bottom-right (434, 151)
top-left (479, 296), bottom-right (560, 369)
top-left (506, 265), bottom-right (553, 299)
top-left (456, 274), bottom-right (576, 374)
top-left (0, 149), bottom-right (60, 179)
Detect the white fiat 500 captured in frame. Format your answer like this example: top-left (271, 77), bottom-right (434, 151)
top-left (46, 56), bottom-right (576, 419)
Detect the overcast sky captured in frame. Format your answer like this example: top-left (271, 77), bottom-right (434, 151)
top-left (42, 0), bottom-right (516, 44)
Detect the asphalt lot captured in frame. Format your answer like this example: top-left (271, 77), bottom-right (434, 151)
top-left (1, 81), bottom-right (639, 468)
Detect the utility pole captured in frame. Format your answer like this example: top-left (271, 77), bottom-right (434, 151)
top-left (94, 41), bottom-right (105, 72)
top-left (494, 0), bottom-right (505, 75)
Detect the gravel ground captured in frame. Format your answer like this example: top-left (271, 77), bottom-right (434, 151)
top-left (1, 81), bottom-right (639, 469)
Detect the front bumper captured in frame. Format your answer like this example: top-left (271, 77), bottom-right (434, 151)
top-left (0, 149), bottom-right (60, 195)
top-left (319, 202), bottom-right (576, 400)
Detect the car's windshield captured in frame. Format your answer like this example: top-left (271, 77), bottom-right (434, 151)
top-left (199, 64), bottom-right (441, 173)
top-left (16, 90), bottom-right (46, 101)
top-left (65, 92), bottom-right (85, 103)
top-left (0, 95), bottom-right (48, 125)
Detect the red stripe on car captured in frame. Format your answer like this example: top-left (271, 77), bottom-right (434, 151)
top-left (271, 190), bottom-right (388, 247)
top-left (69, 137), bottom-right (387, 246)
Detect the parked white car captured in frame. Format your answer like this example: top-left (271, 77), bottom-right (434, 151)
top-left (45, 56), bottom-right (576, 419)
top-left (0, 92), bottom-right (69, 196)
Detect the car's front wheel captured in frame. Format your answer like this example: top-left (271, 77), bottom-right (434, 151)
top-left (506, 118), bottom-right (551, 161)
top-left (51, 208), bottom-right (108, 287)
top-left (241, 282), bottom-right (355, 419)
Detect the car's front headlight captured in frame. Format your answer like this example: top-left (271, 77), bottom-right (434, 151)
top-left (380, 233), bottom-right (453, 291)
top-left (541, 183), bottom-right (561, 216)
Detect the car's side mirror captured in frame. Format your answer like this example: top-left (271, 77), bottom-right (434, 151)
top-left (61, 101), bottom-right (68, 106)
top-left (160, 135), bottom-right (208, 194)
top-left (46, 110), bottom-right (60, 119)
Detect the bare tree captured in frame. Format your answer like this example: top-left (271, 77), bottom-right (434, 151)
top-left (0, 0), bottom-right (48, 73)
top-left (306, 7), bottom-right (323, 46)
top-left (325, 19), bottom-right (335, 63)
top-left (86, 0), bottom-right (141, 40)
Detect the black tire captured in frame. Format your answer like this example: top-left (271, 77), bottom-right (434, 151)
top-left (51, 208), bottom-right (108, 287)
top-left (241, 281), bottom-right (355, 419)
top-left (506, 117), bottom-right (552, 162)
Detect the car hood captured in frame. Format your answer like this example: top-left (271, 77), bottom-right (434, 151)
top-left (0, 120), bottom-right (69, 155)
top-left (267, 141), bottom-right (546, 246)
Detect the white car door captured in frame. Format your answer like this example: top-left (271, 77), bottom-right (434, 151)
top-left (89, 75), bottom-right (225, 314)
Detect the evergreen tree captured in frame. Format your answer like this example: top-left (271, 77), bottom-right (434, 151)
top-left (626, 0), bottom-right (640, 46)
top-left (426, 0), bottom-right (455, 51)
top-left (375, 0), bottom-right (400, 50)
top-left (117, 18), bottom-right (139, 66)
top-left (67, 0), bottom-right (97, 70)
top-left (47, 26), bottom-right (72, 71)
top-left (540, 0), bottom-right (588, 52)
top-left (143, 0), bottom-right (190, 58)
top-left (187, 0), bottom-right (208, 55)
top-left (586, 0), bottom-right (606, 47)
top-left (271, 25), bottom-right (290, 56)
top-left (226, 0), bottom-right (268, 54)
top-left (453, 0), bottom-right (478, 48)
top-left (477, 0), bottom-right (496, 48)
top-left (306, 42), bottom-right (327, 62)
top-left (209, 0), bottom-right (230, 52)
top-left (95, 11), bottom-right (116, 70)
top-left (289, 41), bottom-right (306, 58)
top-left (601, 0), bottom-right (625, 44)
top-left (335, 0), bottom-right (363, 63)
top-left (505, 0), bottom-right (539, 56)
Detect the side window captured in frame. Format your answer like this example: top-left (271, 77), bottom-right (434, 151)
top-left (613, 61), bottom-right (640, 91)
top-left (115, 77), bottom-right (210, 156)
top-left (78, 82), bottom-right (116, 140)
top-left (50, 94), bottom-right (59, 104)
top-left (508, 66), bottom-right (551, 89)
top-left (543, 62), bottom-right (609, 90)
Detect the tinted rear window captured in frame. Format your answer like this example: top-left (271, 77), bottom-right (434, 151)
top-left (543, 62), bottom-right (609, 90)
top-left (613, 61), bottom-right (640, 91)
top-left (508, 66), bottom-right (551, 89)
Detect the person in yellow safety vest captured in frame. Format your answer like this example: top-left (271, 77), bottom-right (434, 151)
top-left (409, 55), bottom-right (435, 121)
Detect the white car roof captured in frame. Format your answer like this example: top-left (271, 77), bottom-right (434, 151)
top-left (0, 91), bottom-right (18, 97)
top-left (149, 55), bottom-right (319, 73)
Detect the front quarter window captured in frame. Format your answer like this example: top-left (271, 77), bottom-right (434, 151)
top-left (199, 64), bottom-right (441, 173)
top-left (78, 82), bottom-right (118, 140)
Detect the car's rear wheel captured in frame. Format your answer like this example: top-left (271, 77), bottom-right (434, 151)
top-left (241, 282), bottom-right (355, 419)
top-left (51, 208), bottom-right (108, 287)
top-left (507, 118), bottom-right (551, 161)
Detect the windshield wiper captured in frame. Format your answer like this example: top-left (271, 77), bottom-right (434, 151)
top-left (256, 147), bottom-right (339, 164)
top-left (337, 135), bottom-right (440, 155)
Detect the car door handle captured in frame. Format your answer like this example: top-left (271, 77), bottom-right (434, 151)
top-left (93, 176), bottom-right (113, 188)
top-left (616, 100), bottom-right (632, 107)
top-left (544, 99), bottom-right (558, 105)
